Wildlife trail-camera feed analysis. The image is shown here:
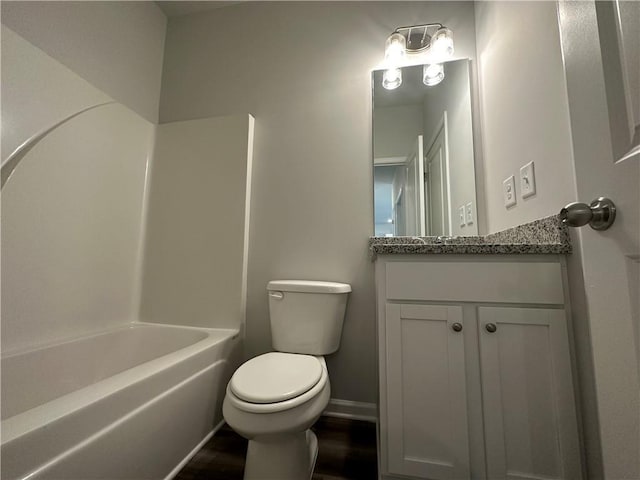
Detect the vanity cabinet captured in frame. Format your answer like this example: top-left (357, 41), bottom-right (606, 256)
top-left (376, 255), bottom-right (583, 480)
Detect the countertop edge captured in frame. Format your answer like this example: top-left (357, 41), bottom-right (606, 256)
top-left (369, 214), bottom-right (572, 259)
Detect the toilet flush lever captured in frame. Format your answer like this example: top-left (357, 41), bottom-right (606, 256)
top-left (269, 291), bottom-right (284, 300)
top-left (560, 197), bottom-right (616, 231)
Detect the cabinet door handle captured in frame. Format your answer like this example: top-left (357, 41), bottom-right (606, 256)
top-left (452, 322), bottom-right (463, 332)
top-left (485, 323), bottom-right (497, 333)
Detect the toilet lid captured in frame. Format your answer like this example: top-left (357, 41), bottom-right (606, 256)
top-left (230, 352), bottom-right (323, 404)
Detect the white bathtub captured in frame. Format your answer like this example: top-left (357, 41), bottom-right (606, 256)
top-left (1, 322), bottom-right (241, 480)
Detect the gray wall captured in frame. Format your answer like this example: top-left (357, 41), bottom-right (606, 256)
top-left (1, 1), bottom-right (167, 122)
top-left (373, 104), bottom-right (424, 160)
top-left (474, 1), bottom-right (577, 234)
top-left (159, 1), bottom-right (477, 403)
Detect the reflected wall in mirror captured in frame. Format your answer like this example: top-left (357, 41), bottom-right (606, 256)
top-left (373, 59), bottom-right (478, 237)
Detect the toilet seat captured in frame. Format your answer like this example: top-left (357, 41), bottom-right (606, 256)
top-left (230, 352), bottom-right (323, 404)
top-left (226, 354), bottom-right (328, 414)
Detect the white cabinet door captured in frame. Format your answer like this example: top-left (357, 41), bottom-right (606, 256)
top-left (385, 304), bottom-right (469, 479)
top-left (478, 307), bottom-right (582, 480)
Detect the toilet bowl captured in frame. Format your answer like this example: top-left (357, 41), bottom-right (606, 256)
top-left (223, 354), bottom-right (330, 479)
top-left (222, 280), bottom-right (351, 480)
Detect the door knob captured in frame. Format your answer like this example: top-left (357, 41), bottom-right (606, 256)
top-left (452, 322), bottom-right (463, 332)
top-left (560, 197), bottom-right (616, 230)
top-left (485, 323), bottom-right (497, 333)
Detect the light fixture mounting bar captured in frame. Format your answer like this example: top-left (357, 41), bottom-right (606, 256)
top-left (392, 23), bottom-right (443, 34)
top-left (391, 23), bottom-right (446, 53)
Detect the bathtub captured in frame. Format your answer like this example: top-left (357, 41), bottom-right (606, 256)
top-left (1, 322), bottom-right (241, 480)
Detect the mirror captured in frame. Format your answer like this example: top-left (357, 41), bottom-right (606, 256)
top-left (373, 59), bottom-right (478, 236)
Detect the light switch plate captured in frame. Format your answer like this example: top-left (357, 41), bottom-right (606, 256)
top-left (520, 161), bottom-right (536, 199)
top-left (459, 206), bottom-right (466, 227)
top-left (465, 202), bottom-right (474, 225)
top-left (503, 175), bottom-right (517, 208)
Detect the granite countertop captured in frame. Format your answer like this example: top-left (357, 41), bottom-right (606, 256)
top-left (369, 215), bottom-right (571, 259)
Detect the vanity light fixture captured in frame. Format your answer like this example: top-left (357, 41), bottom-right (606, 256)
top-left (382, 23), bottom-right (454, 90)
top-left (385, 32), bottom-right (407, 64)
top-left (423, 63), bottom-right (445, 86)
top-left (382, 68), bottom-right (403, 90)
top-left (430, 27), bottom-right (454, 58)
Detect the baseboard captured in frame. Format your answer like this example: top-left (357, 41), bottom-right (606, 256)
top-left (165, 419), bottom-right (225, 480)
top-left (323, 398), bottom-right (378, 423)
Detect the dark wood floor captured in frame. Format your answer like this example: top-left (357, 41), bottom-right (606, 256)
top-left (175, 416), bottom-right (378, 480)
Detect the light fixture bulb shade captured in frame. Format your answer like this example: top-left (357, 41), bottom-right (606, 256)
top-left (385, 33), bottom-right (407, 65)
top-left (423, 63), bottom-right (445, 86)
top-left (431, 27), bottom-right (454, 59)
top-left (383, 68), bottom-right (402, 90)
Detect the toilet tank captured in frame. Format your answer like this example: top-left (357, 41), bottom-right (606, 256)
top-left (267, 280), bottom-right (351, 355)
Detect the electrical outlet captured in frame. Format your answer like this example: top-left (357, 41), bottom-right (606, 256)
top-left (520, 161), bottom-right (536, 199)
top-left (458, 206), bottom-right (466, 227)
top-left (465, 202), bottom-right (474, 225)
top-left (503, 176), bottom-right (517, 208)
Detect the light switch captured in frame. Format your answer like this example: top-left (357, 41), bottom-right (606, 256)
top-left (520, 161), bottom-right (536, 199)
top-left (503, 176), bottom-right (517, 208)
top-left (465, 202), bottom-right (474, 225)
top-left (459, 206), bottom-right (466, 227)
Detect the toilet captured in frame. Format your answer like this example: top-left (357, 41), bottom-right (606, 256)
top-left (222, 280), bottom-right (351, 480)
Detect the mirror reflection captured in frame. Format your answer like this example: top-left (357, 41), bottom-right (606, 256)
top-left (373, 59), bottom-right (478, 237)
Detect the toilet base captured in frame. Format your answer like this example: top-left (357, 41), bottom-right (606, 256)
top-left (243, 429), bottom-right (318, 480)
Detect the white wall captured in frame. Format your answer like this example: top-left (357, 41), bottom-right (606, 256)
top-left (1, 30), bottom-right (154, 354)
top-left (474, 1), bottom-right (577, 234)
top-left (1, 1), bottom-right (167, 123)
top-left (0, 27), bottom-right (113, 161)
top-left (159, 1), bottom-right (477, 403)
top-left (140, 114), bottom-right (254, 331)
top-left (374, 104), bottom-right (424, 160)
top-left (422, 60), bottom-right (477, 235)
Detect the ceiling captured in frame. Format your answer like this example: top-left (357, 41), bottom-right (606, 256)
top-left (155, 1), bottom-right (242, 18)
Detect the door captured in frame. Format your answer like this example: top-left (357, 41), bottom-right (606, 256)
top-left (478, 307), bottom-right (582, 480)
top-left (384, 304), bottom-right (469, 480)
top-left (392, 165), bottom-right (407, 236)
top-left (425, 116), bottom-right (450, 236)
top-left (404, 135), bottom-right (426, 236)
top-left (558, 2), bottom-right (640, 478)
top-left (393, 187), bottom-right (405, 236)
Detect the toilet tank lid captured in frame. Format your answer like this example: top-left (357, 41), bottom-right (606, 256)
top-left (267, 280), bottom-right (351, 294)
